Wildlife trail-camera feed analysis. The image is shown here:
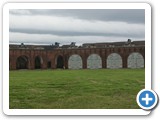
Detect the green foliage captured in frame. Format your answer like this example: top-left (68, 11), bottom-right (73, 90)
top-left (9, 69), bottom-right (144, 109)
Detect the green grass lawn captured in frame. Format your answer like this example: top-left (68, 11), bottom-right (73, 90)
top-left (9, 69), bottom-right (145, 109)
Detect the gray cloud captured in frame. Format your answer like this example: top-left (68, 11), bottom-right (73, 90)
top-left (9, 9), bottom-right (145, 45)
top-left (10, 32), bottom-right (144, 46)
top-left (10, 9), bottom-right (145, 24)
top-left (9, 28), bottom-right (144, 38)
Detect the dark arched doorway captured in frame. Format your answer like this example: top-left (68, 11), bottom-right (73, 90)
top-left (16, 56), bottom-right (28, 69)
top-left (35, 56), bottom-right (42, 69)
top-left (56, 55), bottom-right (64, 68)
top-left (47, 61), bottom-right (51, 69)
top-left (9, 58), bottom-right (11, 70)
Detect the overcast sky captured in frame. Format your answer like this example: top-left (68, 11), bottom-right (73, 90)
top-left (9, 9), bottom-right (145, 46)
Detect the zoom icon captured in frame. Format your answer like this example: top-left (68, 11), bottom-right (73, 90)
top-left (137, 89), bottom-right (158, 110)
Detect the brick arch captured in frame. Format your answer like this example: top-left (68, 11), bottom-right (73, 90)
top-left (34, 55), bottom-right (43, 69)
top-left (46, 54), bottom-right (52, 69)
top-left (9, 58), bottom-right (11, 70)
top-left (54, 54), bottom-right (64, 69)
top-left (107, 53), bottom-right (122, 69)
top-left (9, 46), bottom-right (145, 70)
top-left (86, 52), bottom-right (102, 60)
top-left (87, 53), bottom-right (102, 69)
top-left (68, 52), bottom-right (83, 60)
top-left (16, 55), bottom-right (29, 69)
top-left (68, 54), bottom-right (83, 69)
top-left (54, 53), bottom-right (62, 62)
top-left (127, 52), bottom-right (144, 68)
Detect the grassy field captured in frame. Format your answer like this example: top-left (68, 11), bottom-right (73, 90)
top-left (9, 69), bottom-right (145, 109)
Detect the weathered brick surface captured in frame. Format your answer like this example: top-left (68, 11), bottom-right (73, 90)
top-left (9, 47), bottom-right (145, 70)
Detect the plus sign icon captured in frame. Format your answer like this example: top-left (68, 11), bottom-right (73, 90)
top-left (137, 89), bottom-right (158, 110)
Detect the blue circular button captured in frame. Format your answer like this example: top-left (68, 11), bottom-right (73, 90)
top-left (137, 89), bottom-right (158, 110)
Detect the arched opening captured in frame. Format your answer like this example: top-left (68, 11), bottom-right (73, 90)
top-left (9, 58), bottom-right (11, 70)
top-left (16, 55), bottom-right (28, 69)
top-left (107, 53), bottom-right (122, 69)
top-left (47, 61), bottom-right (51, 69)
top-left (56, 55), bottom-right (64, 69)
top-left (127, 52), bottom-right (144, 68)
top-left (87, 54), bottom-right (102, 69)
top-left (68, 54), bottom-right (82, 69)
top-left (35, 56), bottom-right (42, 69)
